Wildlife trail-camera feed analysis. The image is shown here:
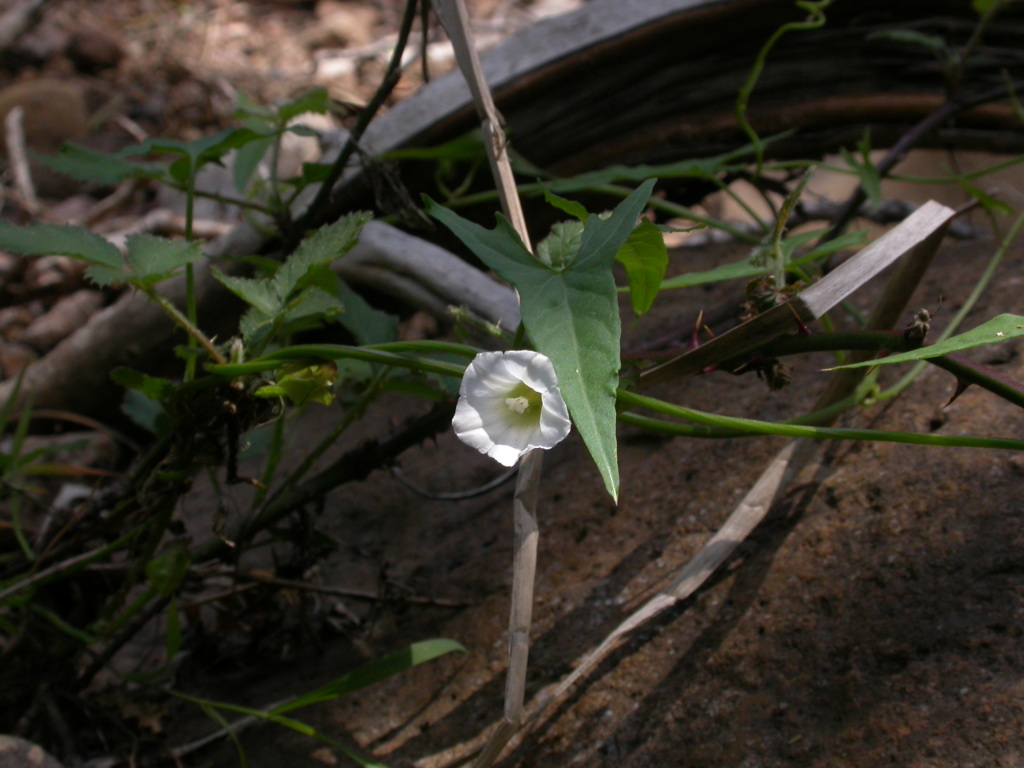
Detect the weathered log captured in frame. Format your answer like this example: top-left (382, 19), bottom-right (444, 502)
top-left (329, 0), bottom-right (1024, 213)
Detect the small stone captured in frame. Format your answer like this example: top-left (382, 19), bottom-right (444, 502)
top-left (314, 1), bottom-right (380, 48)
top-left (67, 24), bottom-right (126, 71)
top-left (0, 734), bottom-right (64, 768)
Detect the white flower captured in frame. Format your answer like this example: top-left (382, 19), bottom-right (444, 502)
top-left (453, 350), bottom-right (572, 466)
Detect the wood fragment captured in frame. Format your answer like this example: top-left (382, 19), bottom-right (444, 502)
top-left (638, 201), bottom-right (956, 388)
top-left (4, 105), bottom-right (39, 214)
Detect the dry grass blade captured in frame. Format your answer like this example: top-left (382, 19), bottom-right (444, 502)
top-left (433, 1), bottom-right (542, 766)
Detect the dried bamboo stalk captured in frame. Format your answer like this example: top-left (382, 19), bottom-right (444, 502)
top-left (433, 1), bottom-right (544, 766)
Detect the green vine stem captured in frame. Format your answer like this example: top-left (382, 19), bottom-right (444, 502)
top-left (616, 389), bottom-right (1024, 451)
top-left (734, 0), bottom-right (833, 176)
top-left (208, 341), bottom-right (475, 379)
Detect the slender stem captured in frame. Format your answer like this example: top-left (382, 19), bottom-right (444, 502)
top-left (208, 343), bottom-right (467, 379)
top-left (184, 167), bottom-right (198, 381)
top-left (734, 0), bottom-right (833, 175)
top-left (825, 78), bottom-right (1024, 241)
top-left (451, 181), bottom-right (760, 244)
top-left (616, 389), bottom-right (1024, 451)
top-left (292, 0), bottom-right (419, 237)
top-left (261, 369), bottom-right (386, 509)
top-left (146, 290), bottom-right (227, 365)
top-left (877, 209), bottom-right (1024, 401)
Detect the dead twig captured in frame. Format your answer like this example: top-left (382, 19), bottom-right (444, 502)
top-left (4, 105), bottom-right (39, 214)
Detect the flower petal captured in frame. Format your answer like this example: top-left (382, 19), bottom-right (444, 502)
top-left (453, 350), bottom-right (572, 466)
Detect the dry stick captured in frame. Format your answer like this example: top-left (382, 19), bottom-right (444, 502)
top-left (4, 105), bottom-right (39, 214)
top-left (433, 2), bottom-right (541, 766)
top-left (522, 202), bottom-right (955, 729)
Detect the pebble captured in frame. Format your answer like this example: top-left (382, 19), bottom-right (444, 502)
top-left (0, 735), bottom-right (64, 768)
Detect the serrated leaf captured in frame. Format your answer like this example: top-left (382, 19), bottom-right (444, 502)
top-left (615, 219), bottom-right (667, 317)
top-left (124, 234), bottom-right (204, 286)
top-left (212, 269), bottom-right (280, 315)
top-left (280, 286), bottom-right (344, 326)
top-left (542, 189), bottom-right (589, 222)
top-left (37, 143), bottom-right (142, 185)
top-left (239, 307), bottom-right (275, 346)
top-left (536, 220), bottom-right (584, 269)
top-left (0, 222), bottom-right (121, 267)
top-left (427, 179), bottom-right (657, 500)
top-left (272, 213), bottom-right (371, 298)
top-left (827, 314), bottom-right (1024, 370)
top-left (84, 264), bottom-right (130, 287)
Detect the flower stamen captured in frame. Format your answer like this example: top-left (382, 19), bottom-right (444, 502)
top-left (505, 396), bottom-right (531, 414)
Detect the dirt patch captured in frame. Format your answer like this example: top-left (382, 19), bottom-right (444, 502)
top-left (154, 232), bottom-right (1024, 768)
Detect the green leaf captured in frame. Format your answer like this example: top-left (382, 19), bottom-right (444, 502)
top-left (382, 131), bottom-right (486, 162)
top-left (37, 143), bottom-right (149, 185)
top-left (272, 213), bottom-right (371, 298)
top-left (658, 229), bottom-right (866, 290)
top-left (427, 179), bottom-right (657, 500)
top-left (111, 367), bottom-right (177, 400)
top-left (615, 219), bottom-right (667, 317)
top-left (231, 127), bottom-right (275, 193)
top-left (335, 280), bottom-right (399, 345)
top-left (272, 638), bottom-right (466, 714)
top-left (542, 189), bottom-right (589, 222)
top-left (120, 389), bottom-right (168, 435)
top-left (827, 314), bottom-right (1024, 370)
top-left (277, 86), bottom-right (331, 123)
top-left (124, 234), bottom-right (204, 286)
top-left (0, 222), bottom-right (120, 267)
top-left (256, 361), bottom-right (339, 406)
top-left (239, 308), bottom-right (275, 347)
top-left (213, 269), bottom-right (280, 315)
top-left (866, 29), bottom-right (948, 52)
top-left (536, 220), bottom-right (583, 269)
top-left (146, 544), bottom-right (190, 598)
top-left (0, 222), bottom-right (128, 286)
top-left (280, 286), bottom-right (344, 327)
top-left (972, 0), bottom-right (996, 14)
top-left (299, 162), bottom-right (332, 184)
top-left (841, 132), bottom-right (881, 211)
top-left (957, 179), bottom-right (1013, 217)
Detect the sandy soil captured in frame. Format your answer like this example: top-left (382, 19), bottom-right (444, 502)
top-left (152, 228), bottom-right (1024, 768)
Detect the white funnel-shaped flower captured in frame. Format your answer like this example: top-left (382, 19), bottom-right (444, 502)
top-left (453, 350), bottom-right (572, 466)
